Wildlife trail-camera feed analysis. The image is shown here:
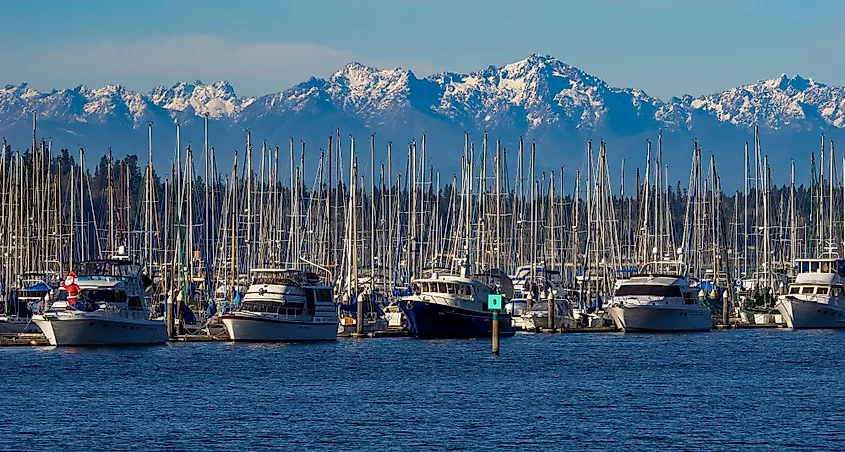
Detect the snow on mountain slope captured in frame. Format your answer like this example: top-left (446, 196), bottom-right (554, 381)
top-left (673, 74), bottom-right (845, 130)
top-left (4, 55), bottom-right (845, 146)
top-left (148, 80), bottom-right (255, 119)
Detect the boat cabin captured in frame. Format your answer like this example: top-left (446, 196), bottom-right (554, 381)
top-left (795, 258), bottom-right (845, 276)
top-left (54, 283), bottom-right (145, 312)
top-left (787, 285), bottom-right (844, 296)
top-left (241, 268), bottom-right (332, 318)
top-left (406, 273), bottom-right (499, 311)
top-left (249, 268), bottom-right (321, 286)
top-left (413, 280), bottom-right (475, 297)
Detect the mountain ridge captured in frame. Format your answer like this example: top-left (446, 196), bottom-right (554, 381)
top-left (1, 54), bottom-right (842, 185)
top-left (5, 54), bottom-right (843, 131)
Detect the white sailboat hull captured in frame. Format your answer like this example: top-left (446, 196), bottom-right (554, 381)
top-left (222, 315), bottom-right (337, 341)
top-left (608, 305), bottom-right (711, 332)
top-left (777, 299), bottom-right (845, 329)
top-left (0, 316), bottom-right (41, 334)
top-left (32, 315), bottom-right (167, 346)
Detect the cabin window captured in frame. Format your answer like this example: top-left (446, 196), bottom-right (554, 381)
top-left (801, 287), bottom-right (814, 294)
top-left (460, 285), bottom-right (472, 296)
top-left (435, 283), bottom-right (445, 294)
top-left (316, 289), bottom-right (333, 303)
top-left (81, 290), bottom-right (126, 304)
top-left (412, 283), bottom-right (420, 294)
top-left (832, 286), bottom-right (844, 297)
top-left (800, 262), bottom-right (810, 273)
top-left (817, 287), bottom-right (829, 295)
top-left (242, 301), bottom-right (303, 316)
top-left (789, 287), bottom-right (800, 294)
top-left (447, 284), bottom-right (457, 295)
top-left (822, 262), bottom-right (832, 273)
top-left (614, 285), bottom-right (683, 297)
top-left (811, 262), bottom-right (820, 273)
top-left (128, 297), bottom-right (143, 310)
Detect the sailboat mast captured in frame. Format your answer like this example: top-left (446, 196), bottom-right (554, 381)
top-left (495, 139), bottom-right (502, 270)
top-left (370, 134), bottom-right (376, 287)
top-left (790, 160), bottom-right (796, 265)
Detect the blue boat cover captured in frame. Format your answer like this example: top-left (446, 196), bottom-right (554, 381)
top-left (24, 282), bottom-right (52, 292)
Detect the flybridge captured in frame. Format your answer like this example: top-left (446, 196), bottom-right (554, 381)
top-left (795, 259), bottom-right (845, 276)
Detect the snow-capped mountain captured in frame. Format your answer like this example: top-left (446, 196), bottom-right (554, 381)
top-left (0, 54), bottom-right (843, 184)
top-left (148, 80), bottom-right (255, 119)
top-left (672, 74), bottom-right (845, 130)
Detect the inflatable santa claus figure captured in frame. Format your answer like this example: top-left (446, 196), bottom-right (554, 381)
top-left (61, 271), bottom-right (80, 305)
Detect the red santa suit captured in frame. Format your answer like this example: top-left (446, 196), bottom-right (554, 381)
top-left (61, 271), bottom-right (80, 305)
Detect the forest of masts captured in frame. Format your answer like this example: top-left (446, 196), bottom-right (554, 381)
top-left (0, 116), bottom-right (842, 307)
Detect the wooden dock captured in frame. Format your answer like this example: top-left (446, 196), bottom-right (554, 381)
top-left (1, 333), bottom-right (50, 346)
top-left (528, 326), bottom-right (619, 334)
top-left (714, 322), bottom-right (785, 329)
top-left (171, 334), bottom-right (228, 342)
top-left (339, 328), bottom-right (412, 338)
top-left (1, 323), bottom-right (785, 346)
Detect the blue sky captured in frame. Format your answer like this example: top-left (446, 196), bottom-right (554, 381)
top-left (2, 0), bottom-right (843, 100)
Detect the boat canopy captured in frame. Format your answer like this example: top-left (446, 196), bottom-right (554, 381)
top-left (22, 282), bottom-right (52, 292)
top-left (637, 260), bottom-right (687, 278)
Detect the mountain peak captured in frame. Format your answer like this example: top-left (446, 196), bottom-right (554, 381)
top-left (3, 54), bottom-right (845, 151)
top-left (334, 61), bottom-right (412, 81)
top-left (768, 73), bottom-right (824, 91)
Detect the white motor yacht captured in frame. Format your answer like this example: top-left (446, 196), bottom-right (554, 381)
top-left (32, 259), bottom-right (167, 346)
top-left (607, 260), bottom-right (711, 332)
top-left (777, 258), bottom-right (845, 329)
top-left (221, 269), bottom-right (338, 341)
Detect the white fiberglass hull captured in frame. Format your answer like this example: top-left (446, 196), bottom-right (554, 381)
top-left (777, 299), bottom-right (845, 329)
top-left (222, 315), bottom-right (337, 341)
top-left (521, 315), bottom-right (578, 331)
top-left (32, 315), bottom-right (167, 346)
top-left (608, 305), bottom-right (711, 332)
top-left (0, 316), bottom-right (41, 334)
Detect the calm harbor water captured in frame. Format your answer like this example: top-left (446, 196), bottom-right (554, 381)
top-left (3, 329), bottom-right (845, 451)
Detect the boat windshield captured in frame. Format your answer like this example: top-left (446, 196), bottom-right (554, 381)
top-left (55, 289), bottom-right (128, 304)
top-left (414, 281), bottom-right (473, 296)
top-left (252, 273), bottom-right (298, 285)
top-left (83, 290), bottom-right (128, 304)
top-left (615, 285), bottom-right (682, 297)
